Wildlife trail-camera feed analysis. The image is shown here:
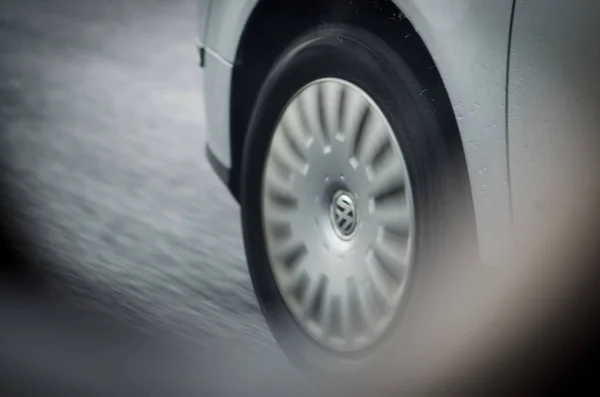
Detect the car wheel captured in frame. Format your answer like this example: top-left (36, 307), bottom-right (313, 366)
top-left (240, 24), bottom-right (473, 373)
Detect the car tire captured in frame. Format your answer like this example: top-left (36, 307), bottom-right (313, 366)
top-left (240, 24), bottom-right (475, 375)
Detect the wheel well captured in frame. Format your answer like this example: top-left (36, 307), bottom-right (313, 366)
top-left (229, 0), bottom-right (461, 200)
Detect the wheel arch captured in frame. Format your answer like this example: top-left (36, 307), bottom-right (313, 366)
top-left (209, 0), bottom-right (515, 265)
top-left (228, 0), bottom-right (460, 201)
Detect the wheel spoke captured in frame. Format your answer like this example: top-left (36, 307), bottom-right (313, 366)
top-left (270, 134), bottom-right (308, 177)
top-left (357, 118), bottom-right (389, 167)
top-left (264, 217), bottom-right (292, 243)
top-left (366, 248), bottom-right (396, 304)
top-left (347, 277), bottom-right (368, 338)
top-left (358, 286), bottom-right (377, 335)
top-left (306, 274), bottom-right (329, 322)
top-left (369, 156), bottom-right (406, 201)
top-left (264, 163), bottom-right (293, 191)
top-left (320, 81), bottom-right (344, 139)
top-left (271, 240), bottom-right (307, 272)
top-left (328, 295), bottom-right (343, 339)
top-left (339, 293), bottom-right (352, 344)
top-left (282, 98), bottom-right (313, 144)
top-left (301, 84), bottom-right (330, 150)
top-left (373, 199), bottom-right (411, 233)
top-left (379, 227), bottom-right (409, 268)
top-left (336, 88), bottom-right (371, 158)
top-left (361, 276), bottom-right (386, 325)
top-left (264, 167), bottom-right (298, 210)
top-left (289, 270), bottom-right (311, 305)
top-left (373, 239), bottom-right (406, 283)
top-left (321, 291), bottom-right (334, 339)
top-left (280, 103), bottom-right (313, 163)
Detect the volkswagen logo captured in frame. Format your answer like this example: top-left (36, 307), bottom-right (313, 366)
top-left (330, 191), bottom-right (358, 239)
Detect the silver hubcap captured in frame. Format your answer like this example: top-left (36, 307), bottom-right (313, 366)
top-left (261, 78), bottom-right (415, 352)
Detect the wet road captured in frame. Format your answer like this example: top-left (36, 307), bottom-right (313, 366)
top-left (0, 0), bottom-right (299, 394)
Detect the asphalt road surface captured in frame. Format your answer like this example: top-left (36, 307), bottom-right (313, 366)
top-left (0, 0), bottom-right (306, 394)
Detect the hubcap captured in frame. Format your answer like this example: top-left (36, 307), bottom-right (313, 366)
top-left (261, 78), bottom-right (415, 352)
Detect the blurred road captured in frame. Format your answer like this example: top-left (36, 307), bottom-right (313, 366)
top-left (0, 0), bottom-right (299, 394)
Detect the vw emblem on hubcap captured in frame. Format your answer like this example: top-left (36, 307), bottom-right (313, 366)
top-left (330, 191), bottom-right (358, 239)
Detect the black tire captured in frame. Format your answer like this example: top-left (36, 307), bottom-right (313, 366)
top-left (240, 24), bottom-right (474, 374)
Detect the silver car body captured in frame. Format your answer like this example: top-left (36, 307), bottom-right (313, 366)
top-left (197, 0), bottom-right (600, 266)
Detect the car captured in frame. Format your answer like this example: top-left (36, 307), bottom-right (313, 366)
top-left (197, 0), bottom-right (600, 373)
